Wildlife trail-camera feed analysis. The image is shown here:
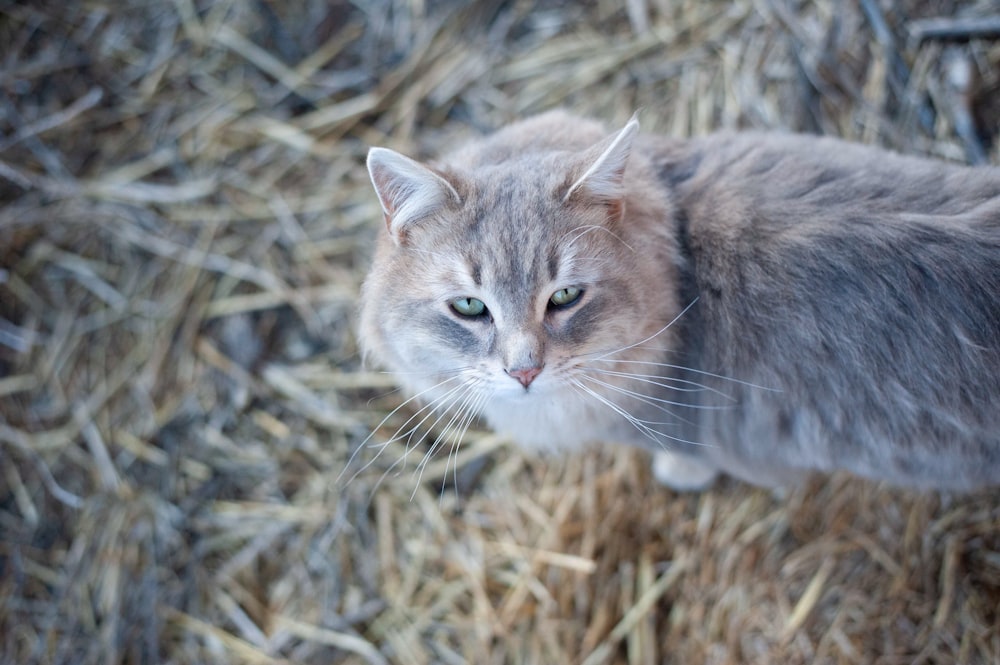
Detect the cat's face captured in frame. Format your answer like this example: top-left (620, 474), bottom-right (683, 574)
top-left (360, 116), bottom-right (681, 450)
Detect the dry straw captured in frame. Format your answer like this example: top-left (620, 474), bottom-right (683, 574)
top-left (1, 0), bottom-right (999, 663)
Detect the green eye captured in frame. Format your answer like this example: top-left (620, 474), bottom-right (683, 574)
top-left (450, 297), bottom-right (487, 317)
top-left (550, 287), bottom-right (582, 307)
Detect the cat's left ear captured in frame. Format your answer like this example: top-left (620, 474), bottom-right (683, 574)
top-left (367, 147), bottom-right (462, 244)
top-left (564, 115), bottom-right (639, 207)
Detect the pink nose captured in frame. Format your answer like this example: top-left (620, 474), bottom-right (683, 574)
top-left (507, 365), bottom-right (542, 388)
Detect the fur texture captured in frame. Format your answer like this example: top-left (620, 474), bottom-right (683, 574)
top-left (360, 111), bottom-right (1000, 491)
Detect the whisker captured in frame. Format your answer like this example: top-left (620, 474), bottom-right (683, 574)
top-left (571, 378), bottom-right (717, 450)
top-left (593, 345), bottom-right (683, 354)
top-left (363, 379), bottom-right (475, 500)
top-left (593, 358), bottom-right (779, 392)
top-left (414, 385), bottom-right (477, 471)
top-left (578, 374), bottom-right (684, 419)
top-left (579, 373), bottom-right (733, 412)
top-left (370, 380), bottom-right (477, 496)
top-left (364, 384), bottom-right (406, 408)
top-left (560, 223), bottom-right (635, 253)
top-left (359, 384), bottom-right (472, 494)
top-left (361, 364), bottom-right (478, 413)
top-left (585, 367), bottom-right (737, 402)
top-left (440, 386), bottom-right (492, 502)
top-left (588, 298), bottom-right (700, 362)
top-left (575, 373), bottom-right (698, 428)
top-left (558, 256), bottom-right (614, 273)
top-left (382, 379), bottom-right (471, 447)
top-left (570, 379), bottom-right (670, 449)
top-left (375, 365), bottom-right (477, 377)
top-left (412, 382), bottom-right (485, 498)
top-left (339, 374), bottom-right (466, 484)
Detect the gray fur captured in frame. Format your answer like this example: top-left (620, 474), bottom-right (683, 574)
top-left (653, 132), bottom-right (1000, 489)
top-left (360, 111), bottom-right (1000, 491)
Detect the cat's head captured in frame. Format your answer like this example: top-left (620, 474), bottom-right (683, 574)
top-left (359, 113), bottom-right (681, 450)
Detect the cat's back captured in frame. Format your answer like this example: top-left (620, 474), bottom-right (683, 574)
top-left (654, 131), bottom-right (1000, 224)
top-left (648, 131), bottom-right (1000, 489)
top-left (650, 131), bottom-right (1000, 312)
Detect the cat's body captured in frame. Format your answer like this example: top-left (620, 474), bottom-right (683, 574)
top-left (360, 111), bottom-right (1000, 491)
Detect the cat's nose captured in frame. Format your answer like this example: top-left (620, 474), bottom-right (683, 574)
top-left (506, 364), bottom-right (543, 388)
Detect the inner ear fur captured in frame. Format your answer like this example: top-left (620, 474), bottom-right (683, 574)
top-left (562, 117), bottom-right (639, 225)
top-left (564, 117), bottom-right (638, 200)
top-left (366, 147), bottom-right (463, 244)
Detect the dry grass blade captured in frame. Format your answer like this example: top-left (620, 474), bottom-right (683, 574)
top-left (1, 1), bottom-right (999, 664)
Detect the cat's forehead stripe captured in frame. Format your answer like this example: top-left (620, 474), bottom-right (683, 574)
top-left (455, 165), bottom-right (601, 297)
top-left (459, 224), bottom-right (575, 293)
top-left (547, 247), bottom-right (560, 281)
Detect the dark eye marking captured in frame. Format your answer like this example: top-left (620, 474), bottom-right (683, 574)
top-left (433, 313), bottom-right (484, 354)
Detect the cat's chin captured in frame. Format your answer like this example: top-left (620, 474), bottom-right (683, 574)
top-left (481, 383), bottom-right (614, 452)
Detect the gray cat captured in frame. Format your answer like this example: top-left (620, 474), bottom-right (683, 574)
top-left (359, 110), bottom-right (1000, 491)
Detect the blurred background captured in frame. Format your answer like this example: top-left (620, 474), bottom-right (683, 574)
top-left (1, 1), bottom-right (999, 663)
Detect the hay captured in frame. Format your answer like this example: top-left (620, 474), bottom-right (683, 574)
top-left (1, 0), bottom-right (999, 663)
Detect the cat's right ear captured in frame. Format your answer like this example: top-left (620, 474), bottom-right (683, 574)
top-left (367, 147), bottom-right (462, 244)
top-left (564, 116), bottom-right (639, 204)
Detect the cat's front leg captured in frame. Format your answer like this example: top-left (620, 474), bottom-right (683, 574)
top-left (652, 451), bottom-right (719, 491)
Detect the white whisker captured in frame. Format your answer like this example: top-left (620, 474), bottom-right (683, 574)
top-left (339, 374), bottom-right (466, 484)
top-left (413, 381), bottom-right (484, 495)
top-left (560, 224), bottom-right (635, 253)
top-left (575, 372), bottom-right (699, 428)
top-left (594, 358), bottom-right (779, 392)
top-left (368, 379), bottom-right (480, 497)
top-left (570, 380), bottom-right (657, 439)
top-left (588, 298), bottom-right (700, 362)
top-left (376, 365), bottom-right (476, 377)
top-left (440, 386), bottom-right (493, 501)
top-left (579, 373), bottom-right (732, 412)
top-left (571, 378), bottom-right (717, 450)
top-left (570, 379), bottom-right (672, 449)
top-left (363, 380), bottom-right (474, 491)
top-left (585, 367), bottom-right (737, 402)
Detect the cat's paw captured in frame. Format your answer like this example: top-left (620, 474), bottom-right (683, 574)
top-left (652, 451), bottom-right (718, 491)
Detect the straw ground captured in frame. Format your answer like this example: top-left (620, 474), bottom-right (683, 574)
top-left (1, 1), bottom-right (998, 663)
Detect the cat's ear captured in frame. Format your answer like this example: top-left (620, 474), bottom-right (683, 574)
top-left (367, 147), bottom-right (462, 244)
top-left (564, 116), bottom-right (639, 205)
